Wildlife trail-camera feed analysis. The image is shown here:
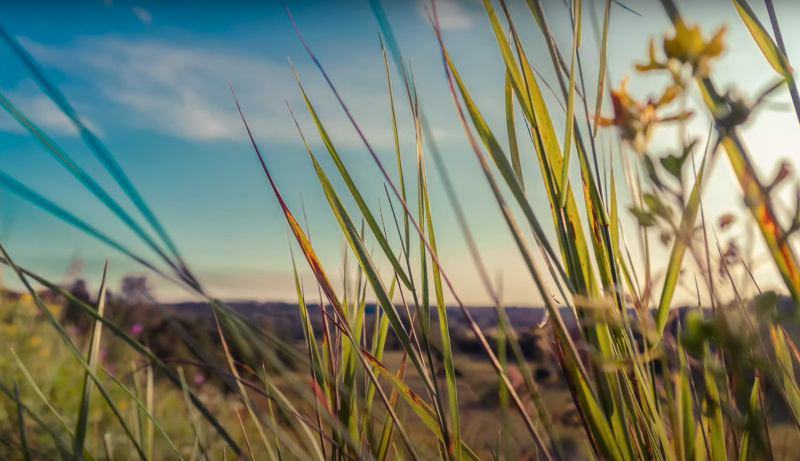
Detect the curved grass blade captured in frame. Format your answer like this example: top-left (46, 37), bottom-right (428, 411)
top-left (286, 102), bottom-right (433, 396)
top-left (12, 352), bottom-right (100, 461)
top-left (0, 170), bottom-right (172, 282)
top-left (0, 26), bottom-right (190, 280)
top-left (289, 65), bottom-right (412, 292)
top-left (0, 260), bottom-right (246, 459)
top-left (730, 0), bottom-right (793, 78)
top-left (0, 250), bottom-right (147, 461)
top-left (0, 91), bottom-right (186, 284)
top-left (233, 85), bottom-right (423, 461)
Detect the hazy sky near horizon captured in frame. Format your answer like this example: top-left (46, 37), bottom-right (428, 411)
top-left (0, 0), bottom-right (799, 306)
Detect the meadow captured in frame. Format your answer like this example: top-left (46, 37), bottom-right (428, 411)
top-left (1, 0), bottom-right (800, 460)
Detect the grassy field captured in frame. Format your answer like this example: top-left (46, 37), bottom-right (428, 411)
top-left (2, 0), bottom-right (800, 459)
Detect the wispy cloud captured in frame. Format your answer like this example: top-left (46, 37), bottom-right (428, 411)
top-left (16, 36), bottom-right (452, 150)
top-left (131, 7), bottom-right (153, 26)
top-left (0, 82), bottom-right (98, 137)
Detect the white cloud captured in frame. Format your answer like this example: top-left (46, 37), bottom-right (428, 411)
top-left (416, 0), bottom-right (478, 31)
top-left (0, 84), bottom-right (98, 137)
top-left (16, 36), bottom-right (432, 150)
top-left (131, 7), bottom-right (152, 26)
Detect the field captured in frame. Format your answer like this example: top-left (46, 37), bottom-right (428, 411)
top-left (2, 0), bottom-right (800, 460)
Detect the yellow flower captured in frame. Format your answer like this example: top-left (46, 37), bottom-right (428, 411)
top-left (29, 336), bottom-right (41, 347)
top-left (598, 75), bottom-right (693, 153)
top-left (663, 19), bottom-right (726, 78)
top-left (2, 324), bottom-right (18, 335)
top-left (635, 38), bottom-right (668, 74)
top-left (38, 346), bottom-right (50, 358)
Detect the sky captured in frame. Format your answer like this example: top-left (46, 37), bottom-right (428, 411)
top-left (0, 0), bottom-right (799, 307)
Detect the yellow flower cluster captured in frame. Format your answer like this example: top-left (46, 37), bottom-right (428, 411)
top-left (600, 19), bottom-right (727, 154)
top-left (598, 76), bottom-right (692, 154)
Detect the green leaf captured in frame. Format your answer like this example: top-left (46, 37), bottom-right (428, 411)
top-left (630, 207), bottom-right (656, 227)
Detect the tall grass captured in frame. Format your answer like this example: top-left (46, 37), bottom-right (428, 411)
top-left (0, 0), bottom-right (799, 459)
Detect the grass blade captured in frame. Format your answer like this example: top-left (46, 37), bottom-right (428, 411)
top-left (730, 0), bottom-right (793, 78)
top-left (558, 0), bottom-right (580, 208)
top-left (104, 370), bottom-right (186, 461)
top-left (289, 64), bottom-right (413, 292)
top-left (592, 0), bottom-right (612, 135)
top-left (233, 85), bottom-right (424, 461)
top-left (73, 260), bottom-right (109, 458)
top-left (13, 379), bottom-right (32, 461)
top-left (763, 0), bottom-right (800, 126)
top-left (737, 377), bottom-right (760, 461)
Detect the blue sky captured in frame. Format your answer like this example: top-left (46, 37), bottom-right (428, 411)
top-left (0, 0), bottom-right (799, 306)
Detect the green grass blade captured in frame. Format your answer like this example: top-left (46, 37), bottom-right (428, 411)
top-left (10, 350), bottom-right (73, 436)
top-left (289, 64), bottom-right (413, 292)
top-left (421, 149), bottom-right (461, 461)
top-left (432, 20), bottom-right (624, 460)
top-left (504, 71), bottom-right (523, 187)
top-left (211, 307), bottom-right (280, 461)
top-left (177, 367), bottom-right (208, 460)
top-left (0, 26), bottom-right (189, 275)
top-left (763, 0), bottom-right (800, 127)
top-left (677, 342), bottom-right (698, 461)
top-left (363, 352), bottom-right (479, 461)
top-left (129, 362), bottom-right (144, 461)
top-left (737, 377), bottom-right (759, 461)
top-left (655, 139), bottom-right (712, 337)
top-left (703, 352), bottom-right (727, 461)
top-left (0, 258), bottom-right (246, 458)
top-left (13, 379), bottom-right (32, 461)
top-left (286, 103), bottom-right (433, 395)
top-left (235, 88), bottom-right (424, 461)
top-left (380, 33), bottom-right (410, 252)
top-left (731, 0), bottom-right (793, 78)
top-left (592, 0), bottom-right (612, 135)
top-left (73, 260), bottom-right (109, 458)
top-left (482, 0), bottom-right (595, 296)
top-left (145, 361), bottom-right (154, 461)
top-left (104, 371), bottom-right (186, 461)
top-left (0, 91), bottom-right (185, 283)
top-left (558, 0), bottom-right (580, 208)
top-left (770, 325), bottom-right (800, 427)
